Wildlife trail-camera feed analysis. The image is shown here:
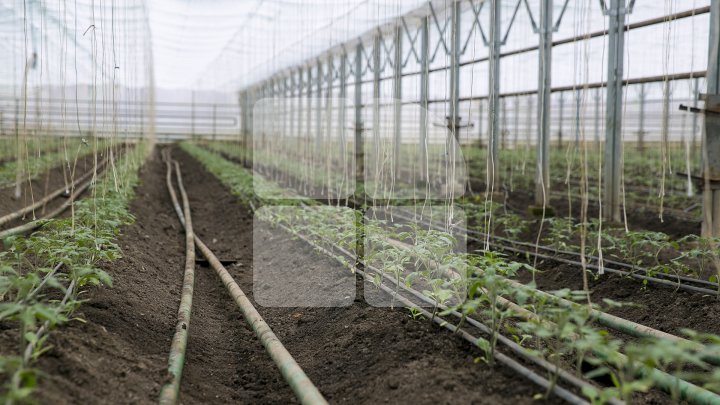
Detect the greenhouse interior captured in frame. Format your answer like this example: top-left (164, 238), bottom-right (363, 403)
top-left (1, 0), bottom-right (720, 404)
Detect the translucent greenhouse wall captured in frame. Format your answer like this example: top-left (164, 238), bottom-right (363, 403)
top-left (0, 0), bottom-right (155, 141)
top-left (228, 0), bottom-right (718, 233)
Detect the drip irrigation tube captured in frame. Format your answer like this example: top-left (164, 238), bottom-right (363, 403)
top-left (193, 147), bottom-right (720, 403)
top-left (159, 156), bottom-right (196, 405)
top-left (0, 157), bottom-right (109, 228)
top-left (390, 207), bottom-right (718, 294)
top-left (0, 175), bottom-right (96, 240)
top-left (163, 150), bottom-right (328, 405)
top-left (390, 209), bottom-right (720, 365)
top-left (271, 221), bottom-right (592, 405)
top-left (246, 157), bottom-right (719, 360)
top-left (283, 218), bottom-right (720, 405)
top-left (377, 236), bottom-right (720, 404)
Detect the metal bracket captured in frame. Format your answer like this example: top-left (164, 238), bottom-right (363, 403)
top-left (553, 0), bottom-right (571, 31)
top-left (599, 0), bottom-right (636, 16)
top-left (401, 17), bottom-right (422, 67)
top-left (500, 0), bottom-right (523, 45)
top-left (675, 171), bottom-right (720, 191)
top-left (376, 28), bottom-right (396, 69)
top-left (523, 0), bottom-right (539, 33)
top-left (468, 0), bottom-right (527, 51)
top-left (433, 116), bottom-right (475, 131)
top-left (429, 2), bottom-right (451, 61)
top-left (463, 0), bottom-right (488, 51)
top-left (679, 94), bottom-right (720, 116)
top-left (347, 123), bottom-right (371, 132)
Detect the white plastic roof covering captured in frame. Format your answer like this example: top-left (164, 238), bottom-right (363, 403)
top-left (146, 0), bottom-right (711, 92)
top-left (147, 0), bottom-right (431, 90)
top-left (0, 0), bottom-right (712, 95)
top-left (0, 0), bottom-right (152, 93)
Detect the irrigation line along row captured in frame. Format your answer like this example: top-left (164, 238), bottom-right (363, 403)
top-left (0, 157), bottom-right (110, 228)
top-left (159, 153), bottom-right (196, 405)
top-left (163, 150), bottom-right (328, 405)
top-left (277, 209), bottom-right (720, 405)
top-left (383, 207), bottom-right (720, 366)
top-left (268, 220), bottom-right (592, 405)
top-left (243, 155), bottom-right (716, 352)
top-left (194, 147), bottom-right (720, 404)
top-left (0, 176), bottom-right (96, 240)
top-left (230, 201), bottom-right (595, 400)
top-left (0, 148), bottom-right (129, 239)
top-left (226, 142), bottom-right (711, 292)
top-left (202, 146), bottom-right (720, 401)
top-left (388, 207), bottom-right (718, 294)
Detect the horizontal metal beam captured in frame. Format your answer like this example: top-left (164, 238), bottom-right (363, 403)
top-left (257, 5), bottom-right (711, 90)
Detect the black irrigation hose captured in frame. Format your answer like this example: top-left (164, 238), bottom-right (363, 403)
top-left (387, 208), bottom-right (719, 296)
top-left (199, 148), bottom-right (719, 402)
top-left (0, 176), bottom-right (96, 239)
top-left (462, 224), bottom-right (717, 289)
top-left (0, 157), bottom-right (110, 228)
top-left (270, 221), bottom-right (593, 405)
top-left (0, 153), bottom-right (123, 240)
top-left (275, 215), bottom-right (720, 405)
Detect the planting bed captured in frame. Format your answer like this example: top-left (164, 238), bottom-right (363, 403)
top-left (10, 146), bottom-right (553, 404)
top-left (2, 143), bottom-right (719, 404)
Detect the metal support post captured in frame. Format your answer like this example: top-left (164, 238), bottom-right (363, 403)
top-left (702, 0), bottom-right (720, 237)
top-left (488, 0), bottom-right (502, 187)
top-left (325, 56), bottom-right (334, 162)
top-left (316, 61), bottom-right (323, 153)
top-left (306, 67), bottom-right (312, 144)
top-left (339, 53), bottom-right (348, 165)
top-left (420, 17), bottom-right (430, 181)
top-left (691, 77), bottom-right (700, 153)
top-left (354, 44), bottom-right (365, 193)
top-left (289, 73), bottom-right (296, 150)
top-left (393, 26), bottom-right (403, 179)
top-left (297, 69), bottom-right (303, 140)
top-left (558, 92), bottom-right (565, 147)
top-left (449, 0), bottom-right (462, 142)
top-left (536, 0), bottom-right (553, 206)
top-left (603, 0), bottom-right (631, 223)
top-left (372, 35), bottom-right (381, 173)
top-left (637, 83), bottom-right (646, 153)
top-left (513, 96), bottom-right (520, 149)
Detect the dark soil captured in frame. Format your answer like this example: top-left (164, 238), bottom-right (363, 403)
top-left (493, 186), bottom-right (700, 239)
top-left (508, 255), bottom-right (720, 337)
top-left (6, 145), bottom-right (564, 404)
top-left (173, 146), bottom-right (555, 404)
